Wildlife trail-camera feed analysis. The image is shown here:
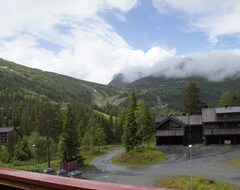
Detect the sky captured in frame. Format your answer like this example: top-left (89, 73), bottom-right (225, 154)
top-left (0, 0), bottom-right (240, 84)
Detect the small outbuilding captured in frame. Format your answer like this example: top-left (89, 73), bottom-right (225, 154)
top-left (0, 127), bottom-right (17, 146)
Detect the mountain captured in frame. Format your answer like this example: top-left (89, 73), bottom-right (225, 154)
top-left (109, 74), bottom-right (240, 111)
top-left (1, 58), bottom-right (239, 114)
top-left (108, 73), bottom-right (127, 86)
top-left (0, 58), bottom-right (122, 108)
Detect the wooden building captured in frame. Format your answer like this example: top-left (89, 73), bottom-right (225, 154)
top-left (202, 106), bottom-right (240, 145)
top-left (155, 115), bottom-right (202, 145)
top-left (155, 106), bottom-right (240, 146)
top-left (0, 127), bottom-right (18, 146)
top-left (155, 116), bottom-right (186, 145)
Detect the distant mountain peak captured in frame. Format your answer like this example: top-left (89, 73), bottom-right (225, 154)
top-left (108, 73), bottom-right (128, 86)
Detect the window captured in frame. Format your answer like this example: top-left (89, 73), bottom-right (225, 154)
top-left (0, 132), bottom-right (8, 143)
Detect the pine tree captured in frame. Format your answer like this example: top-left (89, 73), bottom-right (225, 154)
top-left (232, 89), bottom-right (240, 106)
top-left (122, 90), bottom-right (138, 152)
top-left (58, 103), bottom-right (79, 160)
top-left (114, 108), bottom-right (127, 143)
top-left (95, 127), bottom-right (106, 152)
top-left (183, 82), bottom-right (204, 114)
top-left (135, 99), bottom-right (153, 148)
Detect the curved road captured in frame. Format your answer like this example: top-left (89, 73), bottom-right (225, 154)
top-left (84, 145), bottom-right (240, 188)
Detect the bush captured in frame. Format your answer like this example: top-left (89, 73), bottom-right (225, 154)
top-left (0, 146), bottom-right (11, 163)
top-left (14, 137), bottom-right (31, 161)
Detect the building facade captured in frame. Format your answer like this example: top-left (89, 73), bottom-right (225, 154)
top-left (0, 127), bottom-right (18, 146)
top-left (155, 106), bottom-right (240, 145)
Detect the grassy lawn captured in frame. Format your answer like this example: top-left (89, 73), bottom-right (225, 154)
top-left (224, 157), bottom-right (240, 168)
top-left (111, 148), bottom-right (166, 166)
top-left (0, 144), bottom-right (122, 172)
top-left (155, 176), bottom-right (237, 190)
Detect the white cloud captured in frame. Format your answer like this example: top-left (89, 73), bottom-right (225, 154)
top-left (148, 50), bottom-right (240, 81)
top-left (1, 0), bottom-right (239, 85)
top-left (118, 49), bottom-right (240, 82)
top-left (0, 0), bottom-right (175, 84)
top-left (152, 0), bottom-right (240, 42)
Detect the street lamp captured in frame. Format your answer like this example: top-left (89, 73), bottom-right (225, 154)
top-left (189, 144), bottom-right (193, 190)
top-left (33, 144), bottom-right (36, 172)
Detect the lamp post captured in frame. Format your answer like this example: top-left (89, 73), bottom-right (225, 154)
top-left (189, 144), bottom-right (193, 190)
top-left (33, 144), bottom-right (36, 172)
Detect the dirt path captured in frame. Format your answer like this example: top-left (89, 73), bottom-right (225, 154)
top-left (87, 145), bottom-right (240, 188)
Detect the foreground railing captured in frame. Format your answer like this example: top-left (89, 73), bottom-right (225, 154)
top-left (0, 167), bottom-right (175, 190)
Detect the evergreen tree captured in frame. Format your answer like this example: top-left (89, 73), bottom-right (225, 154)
top-left (122, 90), bottom-right (138, 152)
top-left (114, 108), bottom-right (127, 143)
top-left (58, 103), bottom-right (79, 160)
top-left (19, 105), bottom-right (37, 136)
top-left (95, 127), bottom-right (106, 152)
top-left (135, 99), bottom-right (153, 148)
top-left (37, 100), bottom-right (52, 167)
top-left (103, 115), bottom-right (114, 144)
top-left (232, 89), bottom-right (240, 106)
top-left (183, 82), bottom-right (204, 114)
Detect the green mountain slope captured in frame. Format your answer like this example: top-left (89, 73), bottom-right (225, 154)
top-left (122, 75), bottom-right (240, 110)
top-left (0, 58), bottom-right (121, 107)
top-left (1, 58), bottom-right (239, 114)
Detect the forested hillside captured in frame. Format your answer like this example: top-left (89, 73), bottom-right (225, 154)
top-left (109, 75), bottom-right (240, 111)
top-left (1, 58), bottom-right (240, 115)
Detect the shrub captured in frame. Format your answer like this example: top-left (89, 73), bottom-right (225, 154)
top-left (0, 145), bottom-right (11, 163)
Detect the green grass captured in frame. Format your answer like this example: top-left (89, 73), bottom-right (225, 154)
top-left (155, 176), bottom-right (237, 190)
top-left (224, 157), bottom-right (240, 168)
top-left (0, 145), bottom-right (122, 172)
top-left (111, 148), bottom-right (166, 166)
top-left (0, 154), bottom-right (61, 173)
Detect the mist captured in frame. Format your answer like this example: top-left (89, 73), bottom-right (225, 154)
top-left (119, 50), bottom-right (240, 82)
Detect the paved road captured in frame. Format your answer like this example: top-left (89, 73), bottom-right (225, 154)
top-left (84, 145), bottom-right (240, 188)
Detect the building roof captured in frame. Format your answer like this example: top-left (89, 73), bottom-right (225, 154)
top-left (156, 106), bottom-right (240, 125)
top-left (177, 115), bottom-right (202, 125)
top-left (155, 116), bottom-right (167, 123)
top-left (0, 127), bottom-right (15, 133)
top-left (215, 106), bottom-right (240, 114)
top-left (155, 116), bottom-right (186, 128)
top-left (155, 115), bottom-right (202, 126)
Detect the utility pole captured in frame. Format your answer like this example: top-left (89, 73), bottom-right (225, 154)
top-left (189, 144), bottom-right (193, 190)
top-left (33, 144), bottom-right (36, 172)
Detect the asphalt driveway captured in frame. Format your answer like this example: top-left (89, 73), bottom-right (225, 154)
top-left (84, 145), bottom-right (240, 188)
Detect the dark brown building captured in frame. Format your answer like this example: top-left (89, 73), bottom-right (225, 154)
top-left (0, 127), bottom-right (18, 146)
top-left (155, 115), bottom-right (202, 145)
top-left (202, 106), bottom-right (240, 145)
top-left (155, 106), bottom-right (240, 146)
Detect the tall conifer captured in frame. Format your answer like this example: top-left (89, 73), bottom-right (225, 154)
top-left (122, 90), bottom-right (138, 152)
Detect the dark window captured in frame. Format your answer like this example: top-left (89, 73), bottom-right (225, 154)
top-left (0, 132), bottom-right (8, 143)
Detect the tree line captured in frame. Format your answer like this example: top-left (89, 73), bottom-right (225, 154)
top-left (0, 89), bottom-right (154, 165)
top-left (183, 82), bottom-right (240, 115)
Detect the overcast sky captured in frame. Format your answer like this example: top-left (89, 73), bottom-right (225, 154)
top-left (0, 0), bottom-right (240, 84)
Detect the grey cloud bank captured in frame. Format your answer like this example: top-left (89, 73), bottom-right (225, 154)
top-left (119, 50), bottom-right (240, 82)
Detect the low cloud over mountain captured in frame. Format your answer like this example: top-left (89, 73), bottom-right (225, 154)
top-left (118, 50), bottom-right (240, 82)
